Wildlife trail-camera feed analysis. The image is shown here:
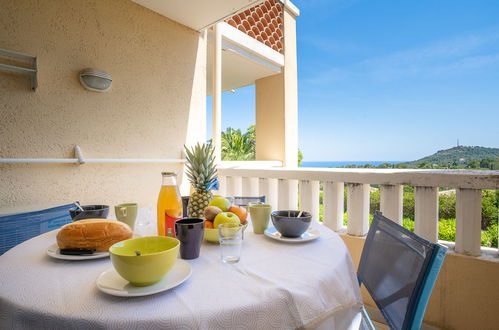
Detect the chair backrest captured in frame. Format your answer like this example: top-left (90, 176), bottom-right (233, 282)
top-left (358, 211), bottom-right (447, 330)
top-left (0, 203), bottom-right (75, 255)
top-left (233, 196), bottom-right (266, 207)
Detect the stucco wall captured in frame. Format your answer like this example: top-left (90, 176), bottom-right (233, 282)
top-left (255, 73), bottom-right (285, 162)
top-left (341, 234), bottom-right (499, 329)
top-left (0, 0), bottom-right (206, 213)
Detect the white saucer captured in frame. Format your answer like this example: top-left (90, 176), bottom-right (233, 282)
top-left (96, 259), bottom-right (192, 297)
top-left (46, 243), bottom-right (109, 260)
top-left (264, 227), bottom-right (321, 243)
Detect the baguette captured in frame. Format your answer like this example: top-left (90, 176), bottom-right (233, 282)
top-left (56, 219), bottom-right (133, 252)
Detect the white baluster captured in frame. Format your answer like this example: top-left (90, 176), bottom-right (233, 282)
top-left (226, 176), bottom-right (242, 198)
top-left (455, 188), bottom-right (482, 256)
top-left (299, 180), bottom-right (320, 222)
top-left (215, 175), bottom-right (227, 196)
top-left (278, 179), bottom-right (298, 210)
top-left (259, 178), bottom-right (278, 210)
top-left (323, 181), bottom-right (344, 231)
top-left (347, 183), bottom-right (370, 236)
top-left (380, 184), bottom-right (403, 225)
top-left (414, 186), bottom-right (438, 242)
top-left (242, 177), bottom-right (259, 196)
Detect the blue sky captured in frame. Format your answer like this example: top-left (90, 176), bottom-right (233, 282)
top-left (207, 0), bottom-right (499, 161)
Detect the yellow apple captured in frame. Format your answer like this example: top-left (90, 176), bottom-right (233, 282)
top-left (208, 196), bottom-right (231, 212)
top-left (213, 212), bottom-right (240, 229)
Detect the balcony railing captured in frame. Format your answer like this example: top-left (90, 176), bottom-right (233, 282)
top-left (216, 166), bottom-right (499, 257)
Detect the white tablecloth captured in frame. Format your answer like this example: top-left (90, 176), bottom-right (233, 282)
top-left (0, 222), bottom-right (362, 329)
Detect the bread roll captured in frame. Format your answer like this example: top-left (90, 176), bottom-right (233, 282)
top-left (56, 219), bottom-right (132, 252)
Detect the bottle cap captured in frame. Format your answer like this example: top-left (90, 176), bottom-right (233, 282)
top-left (161, 172), bottom-right (177, 176)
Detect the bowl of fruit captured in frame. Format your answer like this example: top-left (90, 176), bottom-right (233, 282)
top-left (203, 196), bottom-right (248, 243)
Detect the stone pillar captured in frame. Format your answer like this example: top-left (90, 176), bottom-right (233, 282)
top-left (255, 6), bottom-right (298, 167)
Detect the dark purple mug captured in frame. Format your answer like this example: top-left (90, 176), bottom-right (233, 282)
top-left (174, 218), bottom-right (204, 260)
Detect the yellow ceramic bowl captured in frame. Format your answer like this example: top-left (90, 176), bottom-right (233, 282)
top-left (204, 223), bottom-right (248, 243)
top-left (109, 236), bottom-right (179, 286)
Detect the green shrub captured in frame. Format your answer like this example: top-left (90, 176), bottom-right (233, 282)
top-left (402, 218), bottom-right (414, 232)
top-left (438, 218), bottom-right (456, 242)
top-left (482, 190), bottom-right (498, 227)
top-left (404, 186), bottom-right (414, 192)
top-left (439, 193), bottom-right (456, 219)
top-left (403, 191), bottom-right (415, 220)
top-left (370, 189), bottom-right (380, 214)
top-left (481, 221), bottom-right (498, 248)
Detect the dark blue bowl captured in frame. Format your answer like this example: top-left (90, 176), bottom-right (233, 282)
top-left (271, 210), bottom-right (312, 238)
top-left (69, 205), bottom-right (109, 221)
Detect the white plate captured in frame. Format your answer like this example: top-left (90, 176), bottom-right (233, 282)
top-left (264, 227), bottom-right (321, 243)
top-left (46, 243), bottom-right (109, 260)
top-left (96, 259), bottom-right (192, 297)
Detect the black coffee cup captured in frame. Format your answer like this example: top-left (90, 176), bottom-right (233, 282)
top-left (174, 218), bottom-right (204, 260)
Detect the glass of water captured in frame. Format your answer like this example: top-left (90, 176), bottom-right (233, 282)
top-left (218, 223), bottom-right (244, 264)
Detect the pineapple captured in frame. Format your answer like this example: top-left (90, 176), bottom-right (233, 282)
top-left (184, 143), bottom-right (218, 218)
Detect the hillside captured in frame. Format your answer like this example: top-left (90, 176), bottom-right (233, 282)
top-left (408, 146), bottom-right (499, 165)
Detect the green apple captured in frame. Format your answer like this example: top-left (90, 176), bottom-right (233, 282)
top-left (213, 212), bottom-right (240, 229)
top-left (208, 196), bottom-right (231, 212)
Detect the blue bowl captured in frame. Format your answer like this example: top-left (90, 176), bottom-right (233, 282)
top-left (69, 205), bottom-right (109, 221)
top-left (271, 210), bottom-right (312, 238)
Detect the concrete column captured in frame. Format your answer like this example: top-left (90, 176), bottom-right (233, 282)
top-left (455, 188), bottom-right (482, 256)
top-left (347, 183), bottom-right (370, 236)
top-left (215, 176), bottom-right (227, 197)
top-left (225, 176), bottom-right (242, 198)
top-left (211, 23), bottom-right (222, 162)
top-left (380, 184), bottom-right (403, 225)
top-left (181, 30), bottom-right (207, 195)
top-left (299, 180), bottom-right (320, 222)
top-left (259, 178), bottom-right (278, 210)
top-left (242, 177), bottom-right (259, 196)
top-left (414, 186), bottom-right (439, 242)
top-left (255, 8), bottom-right (298, 167)
top-left (278, 179), bottom-right (298, 210)
top-left (323, 181), bottom-right (344, 231)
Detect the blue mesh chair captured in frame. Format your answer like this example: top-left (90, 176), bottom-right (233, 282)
top-left (358, 211), bottom-right (447, 330)
top-left (0, 203), bottom-right (75, 255)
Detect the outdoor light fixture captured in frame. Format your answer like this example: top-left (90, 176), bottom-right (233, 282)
top-left (79, 68), bottom-right (112, 92)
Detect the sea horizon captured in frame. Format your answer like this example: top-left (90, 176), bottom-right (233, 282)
top-left (300, 160), bottom-right (406, 168)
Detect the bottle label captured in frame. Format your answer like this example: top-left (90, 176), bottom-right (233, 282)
top-left (165, 211), bottom-right (181, 238)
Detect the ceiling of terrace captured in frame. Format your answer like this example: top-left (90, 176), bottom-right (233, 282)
top-left (206, 23), bottom-right (283, 94)
top-left (206, 43), bottom-right (280, 93)
top-left (131, 0), bottom-right (264, 31)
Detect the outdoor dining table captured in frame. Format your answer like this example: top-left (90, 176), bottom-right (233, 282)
top-left (0, 220), bottom-right (363, 329)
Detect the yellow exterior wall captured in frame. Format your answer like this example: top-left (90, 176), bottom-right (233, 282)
top-left (255, 73), bottom-right (285, 162)
top-left (0, 0), bottom-right (206, 213)
top-left (341, 234), bottom-right (499, 329)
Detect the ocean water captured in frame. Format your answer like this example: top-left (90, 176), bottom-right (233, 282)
top-left (300, 161), bottom-right (406, 168)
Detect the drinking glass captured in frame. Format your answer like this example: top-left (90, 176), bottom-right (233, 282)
top-left (218, 223), bottom-right (244, 264)
top-left (136, 208), bottom-right (152, 227)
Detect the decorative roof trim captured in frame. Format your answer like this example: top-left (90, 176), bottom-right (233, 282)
top-left (278, 0), bottom-right (300, 17)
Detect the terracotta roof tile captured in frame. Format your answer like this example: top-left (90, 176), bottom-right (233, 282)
top-left (225, 0), bottom-right (284, 54)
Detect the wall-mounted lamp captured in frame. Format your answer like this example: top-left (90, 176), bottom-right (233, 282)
top-left (79, 68), bottom-right (112, 92)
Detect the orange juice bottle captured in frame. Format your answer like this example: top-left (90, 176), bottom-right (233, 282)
top-left (157, 172), bottom-right (183, 237)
